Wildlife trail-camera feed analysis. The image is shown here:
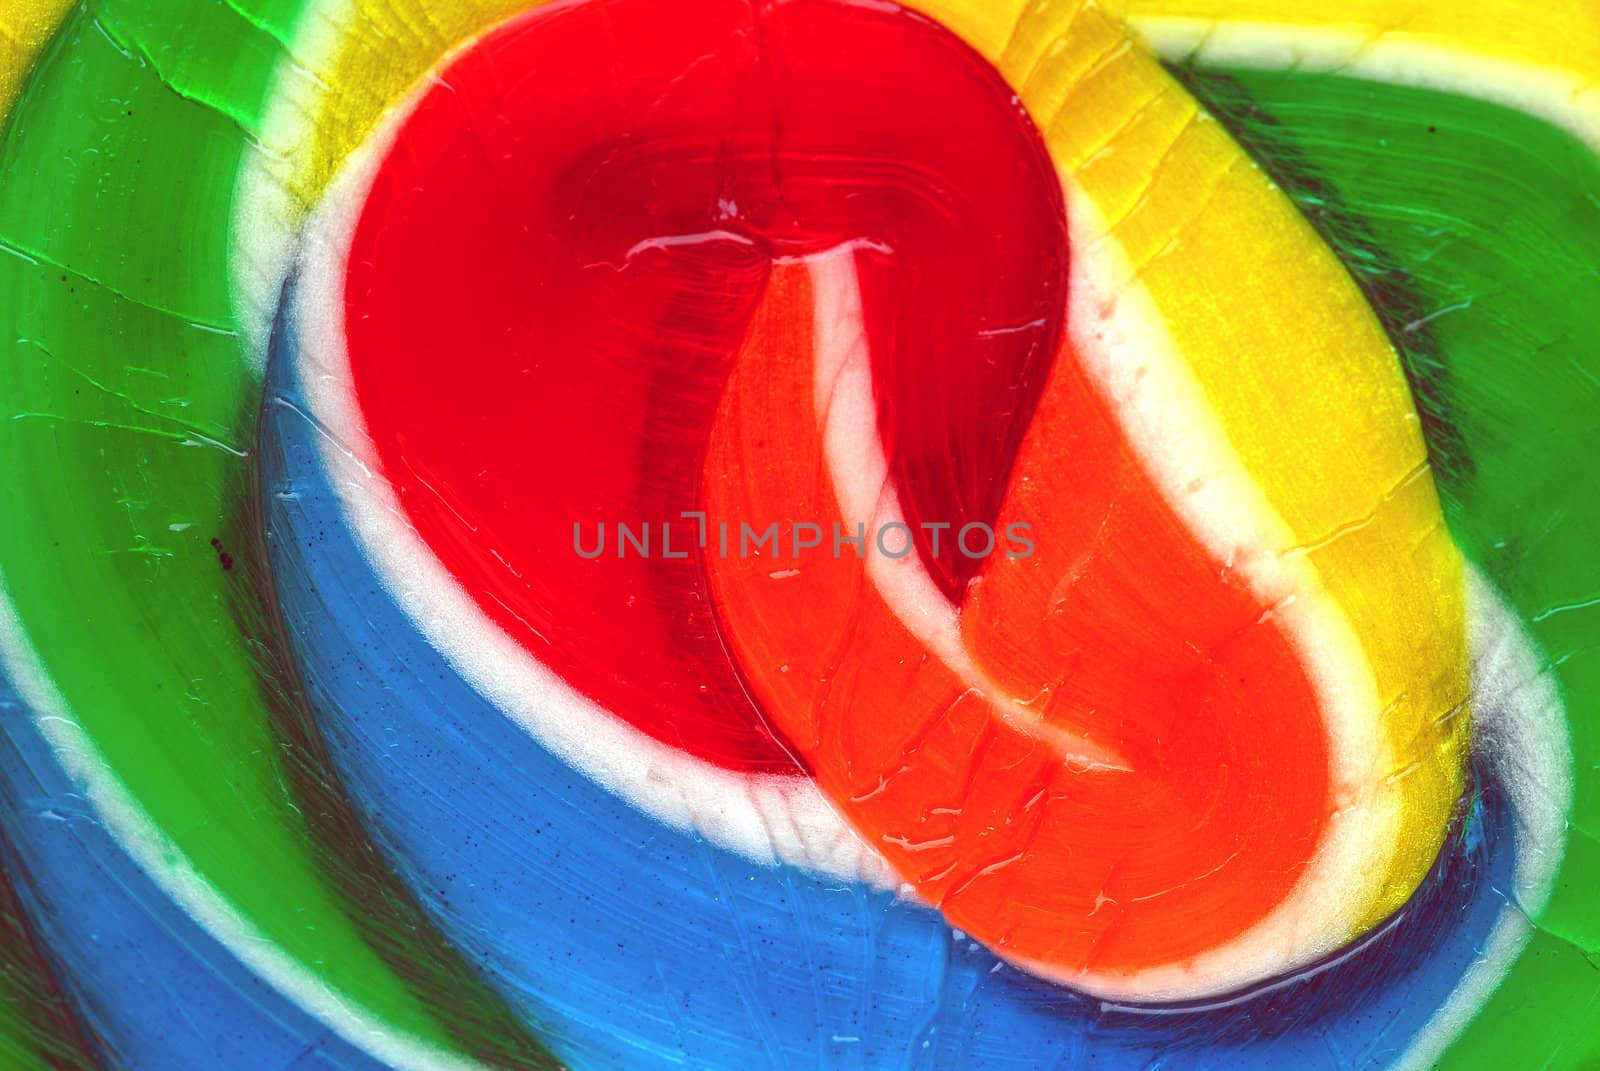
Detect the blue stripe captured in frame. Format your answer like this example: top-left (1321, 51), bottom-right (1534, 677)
top-left (258, 270), bottom-right (1524, 1071)
top-left (0, 685), bottom-right (411, 1071)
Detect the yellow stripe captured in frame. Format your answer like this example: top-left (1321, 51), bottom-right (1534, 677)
top-left (1114, 0), bottom-right (1600, 78)
top-left (1113, 0), bottom-right (1600, 151)
top-left (903, 0), bottom-right (1468, 937)
top-left (277, 0), bottom-right (546, 210)
top-left (0, 0), bottom-right (76, 127)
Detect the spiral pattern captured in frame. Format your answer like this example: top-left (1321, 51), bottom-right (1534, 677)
top-left (0, 0), bottom-right (1596, 1068)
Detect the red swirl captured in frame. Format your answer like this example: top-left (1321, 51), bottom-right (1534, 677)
top-left (345, 0), bottom-right (1067, 769)
top-left (344, 0), bottom-right (1329, 989)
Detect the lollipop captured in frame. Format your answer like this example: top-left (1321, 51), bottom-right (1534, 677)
top-left (0, 0), bottom-right (1593, 1068)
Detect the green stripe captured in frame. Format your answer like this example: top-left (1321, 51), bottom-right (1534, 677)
top-left (1176, 65), bottom-right (1600, 1068)
top-left (0, 2), bottom-right (551, 1065)
top-left (0, 15), bottom-right (100, 1069)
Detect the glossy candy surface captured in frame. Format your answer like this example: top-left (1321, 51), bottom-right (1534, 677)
top-left (0, 0), bottom-right (1595, 1068)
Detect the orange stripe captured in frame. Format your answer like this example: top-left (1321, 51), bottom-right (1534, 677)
top-left (704, 256), bottom-right (1328, 992)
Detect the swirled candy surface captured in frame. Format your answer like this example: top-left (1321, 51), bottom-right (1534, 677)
top-left (0, 0), bottom-right (1595, 1068)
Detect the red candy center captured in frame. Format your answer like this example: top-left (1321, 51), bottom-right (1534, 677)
top-left (345, 0), bottom-right (1067, 770)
